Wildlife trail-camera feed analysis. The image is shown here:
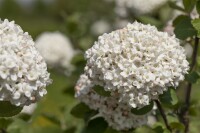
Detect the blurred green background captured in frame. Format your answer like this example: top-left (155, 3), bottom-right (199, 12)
top-left (0, 0), bottom-right (200, 133)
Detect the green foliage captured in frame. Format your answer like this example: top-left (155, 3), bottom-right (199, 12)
top-left (82, 118), bottom-right (108, 133)
top-left (183, 0), bottom-right (197, 12)
top-left (1, 0), bottom-right (200, 133)
top-left (168, 1), bottom-right (185, 12)
top-left (159, 88), bottom-right (178, 107)
top-left (167, 115), bottom-right (184, 131)
top-left (186, 71), bottom-right (200, 84)
top-left (0, 101), bottom-right (23, 118)
top-left (196, 0), bottom-right (200, 14)
top-left (153, 123), bottom-right (170, 133)
top-left (174, 16), bottom-right (197, 40)
top-left (0, 118), bottom-right (13, 130)
top-left (70, 103), bottom-right (91, 118)
top-left (131, 101), bottom-right (154, 115)
top-left (192, 19), bottom-right (200, 38)
top-left (70, 102), bottom-right (98, 122)
top-left (92, 86), bottom-right (111, 97)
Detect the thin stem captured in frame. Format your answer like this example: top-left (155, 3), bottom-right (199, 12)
top-left (155, 100), bottom-right (172, 132)
top-left (180, 37), bottom-right (199, 133)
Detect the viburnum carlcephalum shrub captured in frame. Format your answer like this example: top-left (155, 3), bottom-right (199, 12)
top-left (0, 19), bottom-right (51, 110)
top-left (84, 22), bottom-right (189, 108)
top-left (72, 21), bottom-right (193, 132)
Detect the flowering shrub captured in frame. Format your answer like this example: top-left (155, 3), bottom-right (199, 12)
top-left (84, 22), bottom-right (189, 108)
top-left (0, 19), bottom-right (51, 107)
top-left (1, 0), bottom-right (200, 133)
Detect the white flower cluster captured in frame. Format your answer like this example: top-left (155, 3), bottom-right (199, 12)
top-left (35, 32), bottom-right (76, 72)
top-left (0, 19), bottom-right (51, 106)
top-left (84, 22), bottom-right (189, 108)
top-left (75, 74), bottom-right (147, 131)
top-left (107, 0), bottom-right (168, 17)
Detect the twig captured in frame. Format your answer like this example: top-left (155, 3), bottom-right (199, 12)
top-left (155, 100), bottom-right (172, 132)
top-left (180, 37), bottom-right (199, 133)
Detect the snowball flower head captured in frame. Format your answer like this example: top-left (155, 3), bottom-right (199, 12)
top-left (0, 19), bottom-right (51, 106)
top-left (75, 74), bottom-right (148, 131)
top-left (35, 32), bottom-right (76, 72)
top-left (112, 0), bottom-right (168, 16)
top-left (84, 21), bottom-right (189, 108)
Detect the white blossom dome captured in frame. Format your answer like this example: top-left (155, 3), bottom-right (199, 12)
top-left (0, 19), bottom-right (51, 106)
top-left (35, 32), bottom-right (76, 72)
top-left (75, 74), bottom-right (148, 131)
top-left (84, 22), bottom-right (189, 108)
top-left (110, 0), bottom-right (168, 17)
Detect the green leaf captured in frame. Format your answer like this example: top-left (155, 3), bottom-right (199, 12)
top-left (189, 105), bottom-right (198, 116)
top-left (41, 113), bottom-right (61, 126)
top-left (167, 114), bottom-right (184, 131)
top-left (168, 1), bottom-right (185, 12)
top-left (0, 101), bottom-right (23, 117)
top-left (0, 118), bottom-right (13, 129)
top-left (137, 16), bottom-right (162, 28)
top-left (153, 122), bottom-right (170, 133)
top-left (196, 0), bottom-right (200, 14)
top-left (183, 0), bottom-right (197, 12)
top-left (92, 86), bottom-right (111, 97)
top-left (82, 117), bottom-right (108, 133)
top-left (192, 19), bottom-right (200, 38)
top-left (159, 88), bottom-right (178, 106)
top-left (131, 101), bottom-right (154, 115)
top-left (70, 103), bottom-right (97, 121)
top-left (186, 71), bottom-right (200, 84)
top-left (174, 16), bottom-right (197, 39)
top-left (70, 103), bottom-right (90, 118)
top-left (170, 122), bottom-right (184, 131)
top-left (104, 128), bottom-right (119, 133)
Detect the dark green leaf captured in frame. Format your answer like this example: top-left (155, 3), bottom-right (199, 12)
top-left (137, 16), bottom-right (162, 28)
top-left (92, 86), bottom-right (111, 97)
top-left (170, 122), bottom-right (184, 131)
top-left (159, 88), bottom-right (178, 106)
top-left (173, 15), bottom-right (188, 26)
top-left (183, 0), bottom-right (197, 12)
top-left (186, 71), bottom-right (200, 84)
top-left (192, 19), bottom-right (200, 38)
top-left (131, 101), bottom-right (154, 115)
top-left (0, 101), bottom-right (23, 117)
top-left (70, 103), bottom-right (97, 121)
top-left (196, 0), bottom-right (200, 14)
top-left (153, 123), bottom-right (170, 133)
top-left (189, 105), bottom-right (198, 116)
top-left (41, 113), bottom-right (61, 126)
top-left (70, 103), bottom-right (90, 118)
top-left (82, 117), bottom-right (108, 133)
top-left (174, 16), bottom-right (197, 39)
top-left (104, 128), bottom-right (119, 133)
top-left (168, 1), bottom-right (185, 12)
